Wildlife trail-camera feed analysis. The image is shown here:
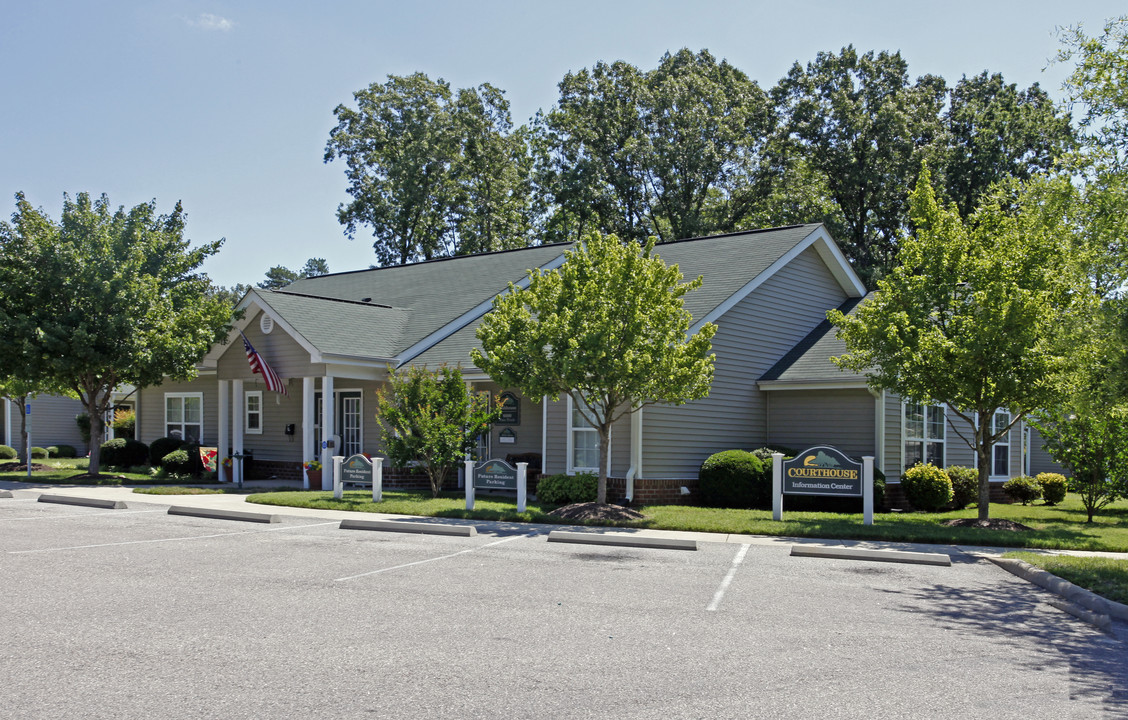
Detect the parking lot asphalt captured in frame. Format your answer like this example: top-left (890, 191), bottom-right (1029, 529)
top-left (2, 484), bottom-right (1127, 718)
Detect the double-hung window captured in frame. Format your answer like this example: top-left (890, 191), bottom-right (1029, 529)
top-left (568, 395), bottom-right (601, 473)
top-left (165, 393), bottom-right (203, 443)
top-left (245, 391), bottom-right (263, 435)
top-left (904, 401), bottom-right (945, 469)
top-left (992, 410), bottom-right (1011, 476)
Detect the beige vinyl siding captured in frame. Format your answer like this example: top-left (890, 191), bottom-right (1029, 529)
top-left (884, 392), bottom-right (902, 480)
top-left (24, 394), bottom-right (87, 452)
top-left (475, 383), bottom-right (542, 461)
top-left (766, 389), bottom-right (875, 459)
top-left (643, 247), bottom-right (849, 479)
top-left (610, 411), bottom-right (631, 478)
top-left (216, 310), bottom-right (324, 387)
top-left (943, 412), bottom-right (977, 470)
top-left (544, 397), bottom-right (567, 475)
top-left (138, 376), bottom-right (219, 446)
top-left (1028, 425), bottom-right (1067, 476)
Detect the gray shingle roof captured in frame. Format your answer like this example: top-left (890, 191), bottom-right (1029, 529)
top-left (281, 243), bottom-right (570, 350)
top-left (251, 224), bottom-right (842, 368)
top-left (758, 295), bottom-right (869, 384)
top-left (254, 291), bottom-right (409, 360)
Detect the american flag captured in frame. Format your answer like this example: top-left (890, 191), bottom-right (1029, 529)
top-left (242, 332), bottom-right (287, 395)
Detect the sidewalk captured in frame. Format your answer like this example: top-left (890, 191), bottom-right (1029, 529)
top-left (7, 478), bottom-right (1123, 561)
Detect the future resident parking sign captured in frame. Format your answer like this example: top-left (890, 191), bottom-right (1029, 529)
top-left (782, 445), bottom-right (863, 497)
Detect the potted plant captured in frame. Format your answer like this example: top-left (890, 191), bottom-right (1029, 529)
top-left (304, 459), bottom-right (323, 490)
top-left (221, 456), bottom-right (233, 483)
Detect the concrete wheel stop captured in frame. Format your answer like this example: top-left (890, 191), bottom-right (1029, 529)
top-left (339, 518), bottom-right (477, 536)
top-left (547, 530), bottom-right (697, 551)
top-left (38, 494), bottom-right (128, 510)
top-left (791, 544), bottom-right (952, 566)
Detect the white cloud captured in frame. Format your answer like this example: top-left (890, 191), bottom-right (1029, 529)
top-left (189, 13), bottom-right (235, 32)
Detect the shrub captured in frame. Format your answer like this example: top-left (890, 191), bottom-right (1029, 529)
top-left (46, 446), bottom-right (59, 457)
top-left (75, 413), bottom-right (91, 445)
top-left (111, 408), bottom-right (135, 439)
top-left (54, 444), bottom-right (78, 458)
top-left (1035, 472), bottom-right (1068, 505)
top-left (0, 445), bottom-right (16, 460)
top-left (535, 472), bottom-right (598, 505)
top-left (101, 438), bottom-right (150, 468)
top-left (901, 463), bottom-right (953, 512)
top-left (148, 437), bottom-right (184, 467)
top-left (160, 449), bottom-right (194, 475)
top-left (30, 447), bottom-right (49, 459)
top-left (945, 466), bottom-right (979, 509)
top-left (698, 450), bottom-right (767, 509)
top-left (1002, 475), bottom-right (1043, 505)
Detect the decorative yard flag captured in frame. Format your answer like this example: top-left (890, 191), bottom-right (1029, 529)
top-left (241, 332), bottom-right (288, 395)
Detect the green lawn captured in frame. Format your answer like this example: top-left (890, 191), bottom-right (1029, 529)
top-left (0, 458), bottom-right (205, 485)
top-left (246, 490), bottom-right (1128, 552)
top-left (1004, 552), bottom-right (1128, 606)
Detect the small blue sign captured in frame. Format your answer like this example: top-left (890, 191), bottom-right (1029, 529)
top-left (25, 404), bottom-right (31, 415)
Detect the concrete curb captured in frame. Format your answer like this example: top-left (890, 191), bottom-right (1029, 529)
top-left (38, 494), bottom-right (127, 510)
top-left (988, 556), bottom-right (1128, 624)
top-left (339, 519), bottom-right (477, 537)
top-left (168, 506), bottom-right (280, 524)
top-left (791, 544), bottom-right (952, 566)
top-left (547, 530), bottom-right (697, 551)
top-left (0, 490), bottom-right (12, 498)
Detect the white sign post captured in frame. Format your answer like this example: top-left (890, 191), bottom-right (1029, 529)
top-left (464, 459), bottom-right (475, 510)
top-left (516, 462), bottom-right (527, 513)
top-left (372, 456), bottom-right (383, 503)
top-left (25, 402), bottom-right (31, 480)
top-left (332, 455), bottom-right (344, 500)
top-left (771, 452), bottom-right (783, 521)
top-left (862, 456), bottom-right (874, 526)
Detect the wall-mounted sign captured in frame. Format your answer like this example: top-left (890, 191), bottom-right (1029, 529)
top-left (475, 458), bottom-right (517, 490)
top-left (499, 428), bottom-right (516, 444)
top-left (497, 391), bottom-right (520, 425)
top-left (782, 445), bottom-right (862, 497)
top-left (341, 454), bottom-right (373, 485)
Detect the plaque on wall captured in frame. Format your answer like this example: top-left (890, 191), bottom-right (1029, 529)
top-left (497, 391), bottom-right (520, 425)
top-left (499, 428), bottom-right (516, 444)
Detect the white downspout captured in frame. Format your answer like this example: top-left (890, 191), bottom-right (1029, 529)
top-left (624, 406), bottom-right (643, 503)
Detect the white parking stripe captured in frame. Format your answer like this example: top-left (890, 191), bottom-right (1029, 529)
top-left (0, 510), bottom-right (166, 521)
top-left (7, 521), bottom-right (339, 554)
top-left (707, 543), bottom-right (750, 612)
top-left (335, 532), bottom-right (533, 581)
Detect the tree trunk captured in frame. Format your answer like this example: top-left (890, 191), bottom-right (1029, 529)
top-left (88, 403), bottom-right (105, 476)
top-left (977, 443), bottom-right (991, 521)
top-left (17, 395), bottom-right (29, 464)
top-left (597, 430), bottom-right (610, 505)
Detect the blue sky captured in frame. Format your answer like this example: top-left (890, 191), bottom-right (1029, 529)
top-left (2, 1), bottom-right (1123, 289)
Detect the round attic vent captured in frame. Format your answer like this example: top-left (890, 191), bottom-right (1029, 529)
top-left (260, 314), bottom-right (274, 334)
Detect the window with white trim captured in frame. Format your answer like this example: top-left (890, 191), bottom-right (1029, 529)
top-left (568, 395), bottom-right (601, 473)
top-left (165, 393), bottom-right (203, 443)
top-left (904, 401), bottom-right (945, 469)
top-left (245, 391), bottom-right (263, 435)
top-left (993, 410), bottom-right (1011, 476)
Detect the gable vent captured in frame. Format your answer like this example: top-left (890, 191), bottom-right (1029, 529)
top-left (260, 314), bottom-right (274, 334)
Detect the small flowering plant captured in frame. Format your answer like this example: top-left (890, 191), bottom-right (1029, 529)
top-left (222, 456), bottom-right (233, 469)
top-left (304, 459), bottom-right (322, 472)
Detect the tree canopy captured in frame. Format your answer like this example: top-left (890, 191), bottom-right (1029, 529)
top-left (258, 257), bottom-right (331, 290)
top-left (472, 232), bottom-right (716, 504)
top-left (830, 167), bottom-right (1096, 519)
top-left (375, 364), bottom-right (502, 498)
top-left (0, 192), bottom-right (234, 475)
top-left (325, 73), bottom-right (531, 265)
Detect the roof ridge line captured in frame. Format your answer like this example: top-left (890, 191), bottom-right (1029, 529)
top-left (269, 290), bottom-right (399, 309)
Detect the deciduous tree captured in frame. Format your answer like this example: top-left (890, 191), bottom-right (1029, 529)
top-left (375, 364), bottom-right (502, 498)
top-left (0, 192), bottom-right (234, 476)
top-left (472, 232), bottom-right (716, 504)
top-left (830, 168), bottom-right (1096, 520)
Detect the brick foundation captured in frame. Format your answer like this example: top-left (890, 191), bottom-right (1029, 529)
top-left (606, 477), bottom-right (700, 505)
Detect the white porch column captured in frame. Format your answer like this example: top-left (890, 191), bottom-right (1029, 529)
top-left (232, 379), bottom-right (245, 485)
top-left (302, 376), bottom-right (315, 490)
top-left (217, 381), bottom-right (230, 481)
top-left (321, 375), bottom-right (335, 490)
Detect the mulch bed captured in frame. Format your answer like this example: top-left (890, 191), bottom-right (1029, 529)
top-left (546, 502), bottom-right (646, 522)
top-left (943, 518), bottom-right (1033, 532)
top-left (0, 462), bottom-right (53, 472)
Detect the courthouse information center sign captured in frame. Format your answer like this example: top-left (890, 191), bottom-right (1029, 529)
top-left (773, 445), bottom-right (874, 526)
top-left (782, 446), bottom-right (862, 496)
